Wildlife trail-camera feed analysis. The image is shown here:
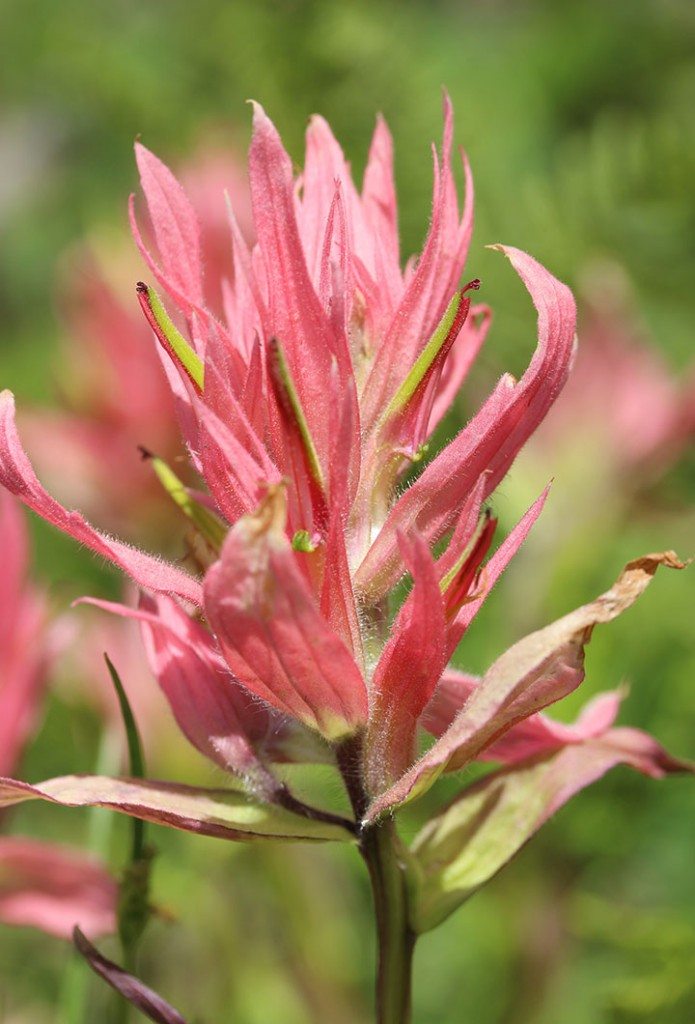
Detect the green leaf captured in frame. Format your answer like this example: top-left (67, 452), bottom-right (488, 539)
top-left (408, 758), bottom-right (557, 933)
top-left (103, 653), bottom-right (148, 875)
top-left (0, 775), bottom-right (356, 844)
top-left (104, 655), bottom-right (145, 781)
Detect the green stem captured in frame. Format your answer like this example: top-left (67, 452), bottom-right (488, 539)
top-left (361, 818), bottom-right (415, 1024)
top-left (337, 736), bottom-right (416, 1024)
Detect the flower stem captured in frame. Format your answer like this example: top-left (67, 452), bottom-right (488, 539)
top-left (337, 736), bottom-right (416, 1023)
top-left (361, 817), bottom-right (415, 1024)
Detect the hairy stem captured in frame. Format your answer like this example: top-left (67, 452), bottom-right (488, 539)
top-left (338, 735), bottom-right (416, 1024)
top-left (361, 817), bottom-right (415, 1024)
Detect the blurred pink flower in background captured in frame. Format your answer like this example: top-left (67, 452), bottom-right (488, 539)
top-left (55, 585), bottom-right (180, 765)
top-left (0, 491), bottom-right (116, 939)
top-left (0, 839), bottom-right (116, 939)
top-left (21, 142), bottom-right (253, 535)
top-left (20, 250), bottom-right (180, 533)
top-left (531, 269), bottom-right (695, 485)
top-left (0, 489), bottom-right (52, 778)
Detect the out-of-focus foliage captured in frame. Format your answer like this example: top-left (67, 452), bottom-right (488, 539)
top-left (0, 1), bottom-right (692, 1022)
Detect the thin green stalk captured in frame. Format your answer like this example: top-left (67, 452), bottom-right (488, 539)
top-left (361, 818), bottom-right (416, 1024)
top-left (337, 736), bottom-right (416, 1024)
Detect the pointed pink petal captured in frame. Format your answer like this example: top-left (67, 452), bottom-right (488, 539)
top-left (317, 182), bottom-right (350, 315)
top-left (442, 512), bottom-right (497, 623)
top-left (356, 248), bottom-right (575, 603)
top-left (419, 667), bottom-right (479, 736)
top-left (362, 114), bottom-right (400, 300)
top-left (204, 492), bottom-right (367, 740)
top-left (483, 691), bottom-right (624, 765)
top-left (365, 551), bottom-right (684, 820)
top-left (134, 143), bottom-right (204, 308)
top-left (137, 591), bottom-right (329, 767)
top-left (320, 391), bottom-right (364, 661)
top-left (0, 838), bottom-right (116, 939)
top-left (300, 114), bottom-right (373, 287)
top-left (248, 104), bottom-right (337, 466)
top-left (194, 355), bottom-right (281, 522)
top-left (360, 145), bottom-right (444, 429)
top-left (361, 97), bottom-right (475, 431)
top-left (433, 475), bottom-right (488, 581)
top-left (365, 532), bottom-right (447, 792)
top-left (225, 198), bottom-right (268, 333)
top-left (0, 392), bottom-right (202, 604)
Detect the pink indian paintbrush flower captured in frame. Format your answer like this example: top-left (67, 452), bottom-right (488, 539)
top-left (0, 96), bottom-right (689, 858)
top-left (0, 490), bottom-right (116, 940)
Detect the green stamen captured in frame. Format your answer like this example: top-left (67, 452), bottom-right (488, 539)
top-left (439, 510), bottom-right (491, 594)
top-left (269, 337), bottom-right (325, 491)
top-left (138, 283), bottom-right (204, 390)
top-left (150, 455), bottom-right (227, 551)
top-left (383, 291), bottom-right (464, 422)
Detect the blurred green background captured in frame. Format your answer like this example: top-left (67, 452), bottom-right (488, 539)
top-left (1, 0), bottom-right (693, 1022)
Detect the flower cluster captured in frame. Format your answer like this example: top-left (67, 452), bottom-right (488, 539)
top-left (0, 99), bottom-right (688, 926)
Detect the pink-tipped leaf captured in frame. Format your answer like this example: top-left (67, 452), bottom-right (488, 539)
top-left (409, 724), bottom-right (693, 932)
top-left (366, 551), bottom-right (685, 821)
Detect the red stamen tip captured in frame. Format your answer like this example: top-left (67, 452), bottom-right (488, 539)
top-left (463, 278), bottom-right (481, 294)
